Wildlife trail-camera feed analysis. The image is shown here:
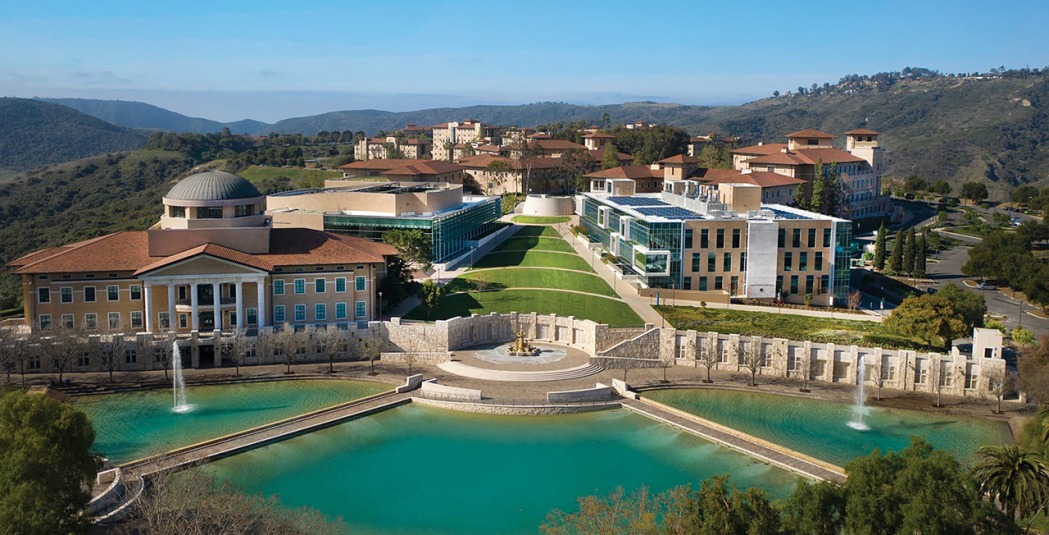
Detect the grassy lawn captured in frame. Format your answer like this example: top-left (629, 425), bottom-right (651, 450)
top-left (512, 215), bottom-right (571, 224)
top-left (513, 226), bottom-right (562, 238)
top-left (470, 250), bottom-right (593, 272)
top-left (447, 268), bottom-right (617, 296)
top-left (406, 290), bottom-right (643, 326)
top-left (493, 236), bottom-right (576, 253)
top-left (656, 306), bottom-right (928, 350)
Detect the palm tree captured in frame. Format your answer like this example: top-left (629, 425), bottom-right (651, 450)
top-left (972, 445), bottom-right (1049, 520)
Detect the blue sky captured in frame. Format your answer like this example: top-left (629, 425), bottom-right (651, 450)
top-left (2, 0), bottom-right (1047, 122)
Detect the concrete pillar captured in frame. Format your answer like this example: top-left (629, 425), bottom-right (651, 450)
top-left (212, 282), bottom-right (221, 333)
top-left (235, 281), bottom-right (244, 331)
top-left (144, 284), bottom-right (154, 333)
top-left (257, 279), bottom-right (266, 328)
top-left (190, 283), bottom-right (199, 331)
top-left (167, 285), bottom-right (176, 333)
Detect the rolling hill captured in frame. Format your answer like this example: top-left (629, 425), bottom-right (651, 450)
top-left (40, 98), bottom-right (268, 135)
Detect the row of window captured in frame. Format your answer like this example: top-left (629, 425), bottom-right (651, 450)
top-left (684, 275), bottom-right (739, 293)
top-left (777, 228), bottom-right (832, 249)
top-left (38, 285), bottom-right (139, 304)
top-left (775, 274), bottom-right (831, 296)
top-left (273, 276), bottom-right (366, 296)
top-left (272, 302), bottom-right (366, 324)
top-left (684, 228), bottom-right (743, 250)
top-left (782, 252), bottom-right (824, 272)
top-left (38, 309), bottom-right (262, 331)
top-left (690, 252), bottom-right (747, 273)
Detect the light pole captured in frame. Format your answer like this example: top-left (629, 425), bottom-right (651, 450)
top-left (378, 291), bottom-right (383, 321)
top-left (1019, 300), bottom-right (1024, 330)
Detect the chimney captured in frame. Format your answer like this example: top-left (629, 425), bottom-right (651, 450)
top-left (757, 141), bottom-right (763, 146)
top-left (781, 148), bottom-right (789, 154)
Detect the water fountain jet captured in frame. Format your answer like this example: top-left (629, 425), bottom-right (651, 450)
top-left (847, 354), bottom-right (870, 431)
top-left (172, 341), bottom-right (193, 414)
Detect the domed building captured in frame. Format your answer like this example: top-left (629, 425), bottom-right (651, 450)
top-left (9, 171), bottom-right (395, 369)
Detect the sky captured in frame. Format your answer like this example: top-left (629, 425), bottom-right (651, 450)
top-left (2, 0), bottom-right (1048, 123)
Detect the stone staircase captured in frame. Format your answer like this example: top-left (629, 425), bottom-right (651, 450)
top-left (436, 361), bottom-right (604, 382)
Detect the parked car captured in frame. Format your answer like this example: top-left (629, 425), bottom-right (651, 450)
top-left (1011, 217), bottom-right (1023, 226)
top-left (977, 281), bottom-right (996, 290)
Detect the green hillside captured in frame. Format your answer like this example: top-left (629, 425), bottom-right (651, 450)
top-left (0, 98), bottom-right (147, 174)
top-left (41, 98), bottom-right (268, 134)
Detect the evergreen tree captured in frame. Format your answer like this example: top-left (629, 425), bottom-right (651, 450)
top-left (888, 231), bottom-right (904, 273)
top-left (902, 228), bottom-right (916, 275)
top-left (824, 162), bottom-right (841, 216)
top-left (794, 182), bottom-right (810, 210)
top-left (874, 222), bottom-right (887, 270)
top-left (600, 143), bottom-right (620, 170)
top-left (810, 159), bottom-right (825, 214)
top-left (915, 231), bottom-right (927, 279)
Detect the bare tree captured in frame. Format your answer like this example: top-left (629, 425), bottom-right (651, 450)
top-left (144, 334), bottom-right (175, 381)
top-left (740, 337), bottom-right (765, 387)
top-left (39, 325), bottom-right (82, 383)
top-left (984, 365), bottom-right (1014, 414)
top-left (471, 274), bottom-right (492, 297)
top-left (95, 329), bottom-right (128, 383)
top-left (867, 355), bottom-right (886, 401)
top-left (699, 339), bottom-right (717, 383)
top-left (218, 329), bottom-right (252, 377)
top-left (270, 323), bottom-right (304, 374)
top-left (317, 326), bottom-right (348, 374)
top-left (799, 349), bottom-right (816, 393)
top-left (659, 344), bottom-right (676, 383)
top-left (0, 327), bottom-right (21, 385)
top-left (928, 357), bottom-right (957, 408)
top-left (847, 290), bottom-right (862, 311)
top-left (359, 329), bottom-right (386, 376)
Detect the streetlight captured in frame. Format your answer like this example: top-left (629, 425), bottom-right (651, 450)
top-left (1019, 300), bottom-right (1024, 330)
top-left (378, 291), bottom-right (383, 321)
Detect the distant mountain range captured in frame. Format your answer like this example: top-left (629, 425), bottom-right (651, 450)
top-left (39, 98), bottom-right (268, 135)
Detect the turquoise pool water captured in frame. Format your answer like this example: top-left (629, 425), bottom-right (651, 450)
top-left (645, 388), bottom-right (1007, 466)
top-left (75, 379), bottom-right (389, 464)
top-left (208, 404), bottom-right (801, 535)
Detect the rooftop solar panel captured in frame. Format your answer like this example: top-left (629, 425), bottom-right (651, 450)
top-left (767, 208), bottom-right (812, 220)
top-left (609, 196), bottom-right (668, 207)
top-left (635, 206), bottom-right (703, 220)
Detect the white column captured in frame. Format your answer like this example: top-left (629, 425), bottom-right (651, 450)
top-left (144, 284), bottom-right (154, 333)
top-left (167, 285), bottom-right (176, 333)
top-left (190, 283), bottom-right (199, 331)
top-left (235, 281), bottom-right (244, 331)
top-left (257, 278), bottom-right (267, 328)
top-left (212, 282), bottom-right (221, 332)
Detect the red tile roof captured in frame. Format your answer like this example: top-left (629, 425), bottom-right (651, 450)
top-left (657, 154), bottom-right (699, 165)
top-left (584, 166), bottom-right (663, 180)
top-left (699, 171), bottom-right (805, 188)
top-left (12, 232), bottom-right (154, 274)
top-left (583, 132), bottom-right (615, 139)
top-left (458, 154), bottom-right (565, 170)
top-left (534, 139), bottom-right (587, 151)
top-left (380, 161), bottom-right (464, 176)
top-left (689, 168), bottom-right (740, 180)
top-left (731, 143), bottom-right (789, 156)
top-left (745, 147), bottom-right (865, 166)
top-left (787, 129), bottom-right (835, 138)
top-left (845, 128), bottom-right (880, 135)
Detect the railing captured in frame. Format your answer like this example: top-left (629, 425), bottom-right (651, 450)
top-left (415, 391), bottom-right (616, 406)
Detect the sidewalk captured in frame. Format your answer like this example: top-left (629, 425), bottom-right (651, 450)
top-left (562, 231), bottom-right (663, 326)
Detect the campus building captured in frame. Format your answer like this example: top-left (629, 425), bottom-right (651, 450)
top-left (337, 159), bottom-right (465, 183)
top-left (266, 182), bottom-right (501, 263)
top-left (432, 120), bottom-right (503, 161)
top-left (10, 171), bottom-right (396, 341)
top-left (354, 136), bottom-right (432, 161)
top-left (578, 179), bottom-right (851, 306)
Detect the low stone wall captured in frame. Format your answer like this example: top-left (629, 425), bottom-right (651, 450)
top-left (521, 195), bottom-right (574, 217)
top-left (380, 351), bottom-right (453, 366)
top-left (412, 396), bottom-right (620, 415)
top-left (396, 374), bottom-right (424, 393)
top-left (547, 383), bottom-right (614, 403)
top-left (419, 380), bottom-right (482, 401)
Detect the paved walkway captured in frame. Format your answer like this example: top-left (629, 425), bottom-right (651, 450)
top-left (438, 361), bottom-right (604, 382)
top-left (622, 397), bottom-right (846, 482)
top-left (562, 232), bottom-right (664, 326)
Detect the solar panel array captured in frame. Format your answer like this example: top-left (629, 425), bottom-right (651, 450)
top-left (609, 196), bottom-right (668, 207)
top-left (766, 208), bottom-right (812, 220)
top-left (636, 206), bottom-right (703, 220)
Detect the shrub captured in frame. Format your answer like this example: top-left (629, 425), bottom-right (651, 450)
top-left (1012, 327), bottom-right (1035, 346)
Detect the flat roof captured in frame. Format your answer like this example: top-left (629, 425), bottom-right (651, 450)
top-left (588, 193), bottom-right (845, 224)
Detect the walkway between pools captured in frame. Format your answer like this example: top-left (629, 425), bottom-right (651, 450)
top-left (621, 397), bottom-right (846, 483)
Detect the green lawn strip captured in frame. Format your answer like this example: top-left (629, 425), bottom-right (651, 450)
top-left (469, 250), bottom-right (594, 272)
top-left (511, 215), bottom-right (570, 224)
top-left (513, 226), bottom-right (562, 238)
top-left (446, 268), bottom-right (617, 297)
top-left (493, 236), bottom-right (575, 253)
top-left (655, 306), bottom-right (928, 350)
top-left (405, 290), bottom-right (644, 327)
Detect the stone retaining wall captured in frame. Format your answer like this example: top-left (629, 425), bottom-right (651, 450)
top-left (419, 380), bottom-right (482, 401)
top-left (547, 383), bottom-right (614, 403)
top-left (411, 396), bottom-right (621, 415)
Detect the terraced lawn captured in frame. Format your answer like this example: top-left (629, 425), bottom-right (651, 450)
top-left (514, 226), bottom-right (561, 238)
top-left (493, 236), bottom-right (576, 253)
top-left (405, 290), bottom-right (643, 326)
top-left (446, 268), bottom-right (616, 296)
top-left (469, 250), bottom-right (593, 272)
top-left (511, 215), bottom-right (570, 224)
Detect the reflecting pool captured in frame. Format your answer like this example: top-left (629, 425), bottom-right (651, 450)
top-left (75, 379), bottom-right (389, 464)
top-left (645, 388), bottom-right (1008, 466)
top-left (208, 404), bottom-right (801, 535)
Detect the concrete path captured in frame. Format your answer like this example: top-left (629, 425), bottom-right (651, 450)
top-left (563, 233), bottom-right (664, 326)
top-left (622, 397), bottom-right (846, 482)
top-left (438, 361), bottom-right (604, 382)
top-left (671, 297), bottom-right (884, 323)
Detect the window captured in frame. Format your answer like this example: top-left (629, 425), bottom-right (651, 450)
top-left (808, 228), bottom-right (816, 247)
top-left (723, 252), bottom-right (732, 272)
top-left (700, 229), bottom-right (709, 248)
top-left (335, 277), bottom-right (347, 293)
top-left (229, 312), bottom-right (237, 327)
top-left (790, 275), bottom-right (799, 294)
top-left (77, 353), bottom-right (90, 367)
top-left (815, 252), bottom-right (824, 271)
top-left (714, 276), bottom-right (723, 291)
top-left (197, 206), bottom-right (223, 219)
top-left (805, 275), bottom-right (814, 295)
top-left (130, 285), bottom-right (142, 300)
top-left (38, 287), bottom-right (50, 303)
top-left (169, 206), bottom-right (186, 218)
top-left (124, 349), bottom-right (137, 365)
top-left (107, 285), bottom-right (119, 301)
top-left (777, 229), bottom-right (785, 248)
top-left (732, 229), bottom-right (741, 248)
top-left (792, 229), bottom-right (801, 248)
top-left (108, 312), bottom-right (121, 329)
top-left (131, 311), bottom-right (143, 329)
top-left (740, 253), bottom-right (746, 272)
top-left (730, 276), bottom-right (739, 295)
top-left (28, 355), bottom-right (41, 370)
top-left (315, 304), bottom-right (327, 321)
top-left (84, 286), bottom-right (96, 302)
top-left (314, 278), bottom-right (326, 293)
top-left (915, 360), bottom-right (928, 384)
top-left (235, 204), bottom-right (255, 217)
top-left (335, 302), bottom-right (347, 320)
top-left (776, 276), bottom-right (783, 295)
top-left (159, 312), bottom-right (170, 330)
top-left (294, 304), bottom-right (306, 322)
top-left (823, 228), bottom-right (832, 247)
top-left (61, 314), bottom-right (74, 329)
top-left (60, 287), bottom-right (73, 303)
top-left (247, 308), bottom-right (258, 325)
top-left (799, 252), bottom-right (808, 271)
top-left (355, 301), bottom-right (367, 318)
top-left (820, 275), bottom-right (830, 294)
top-left (355, 276), bottom-right (366, 291)
top-left (783, 252), bottom-right (792, 271)
top-left (294, 279), bottom-right (305, 294)
top-left (683, 277), bottom-right (692, 290)
top-left (273, 305), bottom-right (286, 324)
top-left (707, 252), bottom-right (716, 272)
top-left (699, 277), bottom-right (708, 291)
top-left (691, 253), bottom-right (701, 272)
top-left (684, 229), bottom-right (693, 249)
top-left (179, 313), bottom-right (188, 328)
top-left (716, 229), bottom-right (725, 248)
top-left (85, 313), bottom-right (98, 331)
top-left (271, 279), bottom-right (284, 295)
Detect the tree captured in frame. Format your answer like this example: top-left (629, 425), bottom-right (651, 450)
top-left (541, 485), bottom-right (660, 535)
top-left (929, 356), bottom-right (955, 407)
top-left (847, 290), bottom-right (862, 311)
top-left (1011, 185), bottom-right (1040, 205)
top-left (961, 181), bottom-right (989, 203)
top-left (930, 180), bottom-right (952, 195)
top-left (420, 279), bottom-right (445, 319)
top-left (269, 323), bottom-right (303, 374)
top-left (95, 329), bottom-right (126, 383)
top-left (810, 159), bottom-right (825, 214)
top-left (510, 139), bottom-right (544, 194)
top-left (873, 222), bottom-right (887, 271)
top-left (888, 231), bottom-right (904, 273)
top-left (218, 328), bottom-right (252, 377)
top-left (471, 273), bottom-right (492, 297)
top-left (139, 334), bottom-right (173, 381)
top-left (866, 355), bottom-right (886, 401)
top-left (1023, 263), bottom-right (1049, 313)
top-left (740, 337), bottom-right (765, 386)
top-left (973, 445), bottom-right (1049, 520)
top-left (901, 227), bottom-right (916, 275)
top-left (938, 283), bottom-right (986, 331)
top-left (600, 143), bottom-right (620, 170)
top-left (983, 366), bottom-right (1013, 414)
top-left (0, 328), bottom-right (23, 385)
top-left (885, 294), bottom-right (967, 349)
top-left (558, 149), bottom-right (595, 193)
top-left (317, 326), bottom-right (353, 374)
top-left (38, 325), bottom-right (82, 383)
top-left (382, 229), bottom-right (432, 271)
top-left (659, 343), bottom-right (675, 383)
top-left (699, 339), bottom-right (717, 383)
top-left (485, 158), bottom-right (514, 193)
top-left (359, 329), bottom-right (386, 376)
top-left (378, 255), bottom-right (416, 312)
top-left (915, 230), bottom-right (928, 279)
top-left (0, 390), bottom-right (97, 534)
top-left (963, 231), bottom-right (1033, 289)
top-left (781, 480), bottom-right (845, 535)
top-left (1018, 335), bottom-right (1049, 404)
